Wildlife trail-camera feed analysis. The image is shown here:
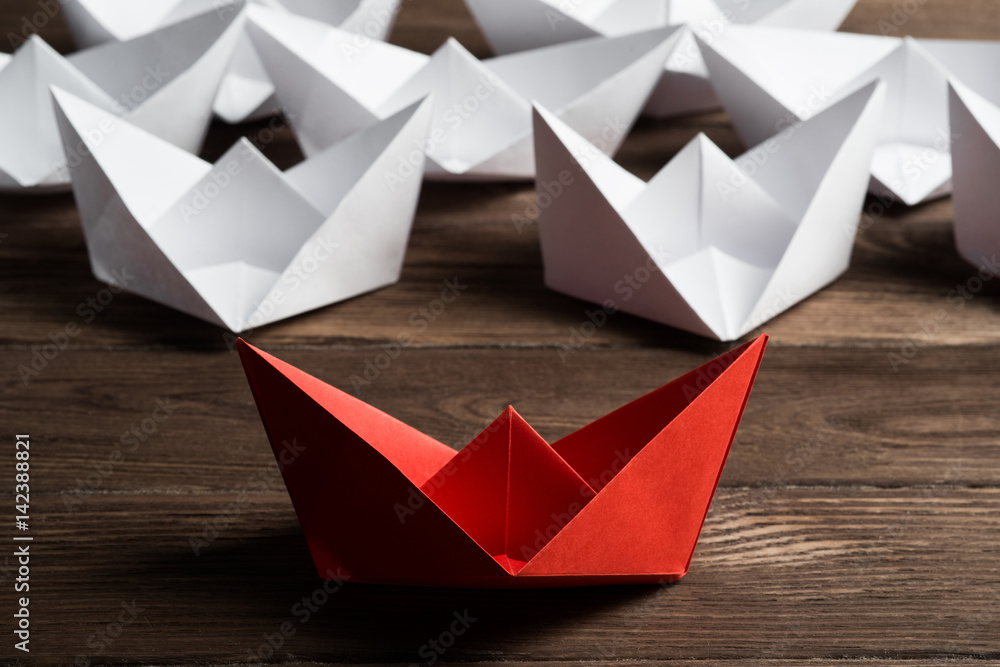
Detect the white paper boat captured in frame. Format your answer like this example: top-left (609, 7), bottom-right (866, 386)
top-left (532, 80), bottom-right (885, 341)
top-left (60, 0), bottom-right (400, 124)
top-left (461, 0), bottom-right (857, 118)
top-left (247, 8), bottom-right (682, 180)
top-left (0, 6), bottom-right (242, 193)
top-left (948, 78), bottom-right (1000, 270)
top-left (51, 86), bottom-right (434, 332)
top-left (697, 26), bottom-right (1000, 206)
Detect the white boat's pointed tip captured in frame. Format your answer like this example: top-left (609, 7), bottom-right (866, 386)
top-left (531, 101), bottom-right (560, 126)
top-left (439, 37), bottom-right (475, 59)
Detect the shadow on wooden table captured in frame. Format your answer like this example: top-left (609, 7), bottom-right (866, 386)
top-left (133, 527), bottom-right (672, 661)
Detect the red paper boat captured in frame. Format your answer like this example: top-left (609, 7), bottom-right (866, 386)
top-left (237, 334), bottom-right (767, 588)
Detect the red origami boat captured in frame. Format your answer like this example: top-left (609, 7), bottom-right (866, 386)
top-left (237, 334), bottom-right (767, 588)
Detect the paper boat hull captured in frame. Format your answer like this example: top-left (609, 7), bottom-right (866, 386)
top-left (237, 336), bottom-right (767, 588)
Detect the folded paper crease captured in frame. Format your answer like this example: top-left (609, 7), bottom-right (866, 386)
top-left (52, 87), bottom-right (434, 331)
top-left (236, 334), bottom-right (768, 587)
top-left (532, 79), bottom-right (886, 340)
top-left (246, 7), bottom-right (684, 180)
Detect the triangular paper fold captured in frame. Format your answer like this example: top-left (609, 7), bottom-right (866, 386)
top-left (52, 87), bottom-right (434, 332)
top-left (237, 334), bottom-right (768, 587)
top-left (246, 7), bottom-right (683, 180)
top-left (699, 26), bottom-right (1000, 205)
top-left (949, 81), bottom-right (1000, 271)
top-left (60, 0), bottom-right (401, 124)
top-left (461, 0), bottom-right (857, 118)
top-left (532, 80), bottom-right (885, 341)
top-left (0, 4), bottom-right (242, 193)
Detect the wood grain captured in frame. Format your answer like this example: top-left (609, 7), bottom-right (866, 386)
top-left (3, 345), bottom-right (1000, 494)
top-left (22, 489), bottom-right (1000, 665)
top-left (0, 0), bottom-right (998, 664)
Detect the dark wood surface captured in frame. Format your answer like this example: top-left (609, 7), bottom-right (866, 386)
top-left (1, 0), bottom-right (999, 664)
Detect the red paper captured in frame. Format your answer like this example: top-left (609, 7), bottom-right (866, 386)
top-left (237, 334), bottom-right (767, 588)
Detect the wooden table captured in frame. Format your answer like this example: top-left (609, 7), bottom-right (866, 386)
top-left (1, 0), bottom-right (999, 664)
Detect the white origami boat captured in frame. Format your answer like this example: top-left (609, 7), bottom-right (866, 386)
top-left (462, 0), bottom-right (858, 118)
top-left (532, 80), bottom-right (886, 341)
top-left (948, 79), bottom-right (1000, 270)
top-left (61, 0), bottom-right (400, 124)
top-left (246, 8), bottom-right (682, 180)
top-left (0, 6), bottom-right (241, 193)
top-left (51, 87), bottom-right (434, 332)
top-left (699, 26), bottom-right (1000, 206)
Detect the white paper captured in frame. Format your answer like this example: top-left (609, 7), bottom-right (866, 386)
top-left (247, 7), bottom-right (683, 180)
top-left (51, 86), bottom-right (434, 332)
top-left (60, 0), bottom-right (400, 124)
top-left (0, 6), bottom-right (242, 194)
top-left (698, 26), bottom-right (1000, 206)
top-left (461, 0), bottom-right (857, 118)
top-left (948, 80), bottom-right (1000, 270)
top-left (532, 80), bottom-right (886, 341)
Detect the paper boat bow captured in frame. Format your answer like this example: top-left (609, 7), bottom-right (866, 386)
top-left (0, 5), bottom-right (242, 193)
top-left (60, 0), bottom-right (401, 124)
top-left (462, 0), bottom-right (857, 118)
top-left (948, 78), bottom-right (1000, 270)
top-left (237, 335), bottom-right (767, 588)
top-left (245, 8), bottom-right (682, 180)
top-left (699, 26), bottom-right (1000, 206)
top-left (52, 87), bottom-right (434, 332)
top-left (532, 80), bottom-right (885, 341)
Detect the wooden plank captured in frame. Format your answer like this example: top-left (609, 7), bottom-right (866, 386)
top-left (4, 345), bottom-right (1000, 494)
top-left (181, 663), bottom-right (1000, 667)
top-left (23, 488), bottom-right (1000, 664)
top-left (5, 164), bottom-right (1000, 348)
